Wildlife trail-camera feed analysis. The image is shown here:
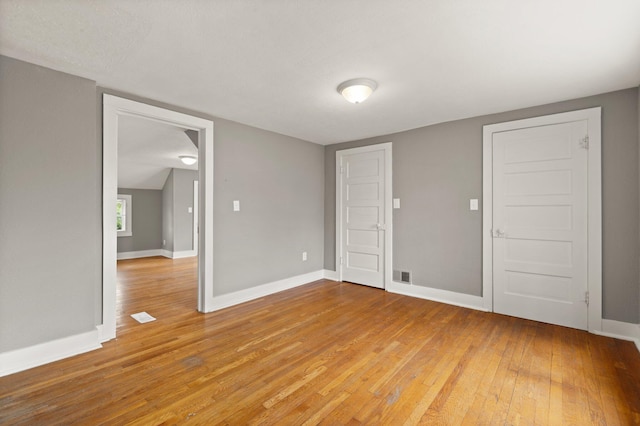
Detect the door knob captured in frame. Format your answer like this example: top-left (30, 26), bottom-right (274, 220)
top-left (376, 223), bottom-right (385, 230)
top-left (493, 228), bottom-right (506, 238)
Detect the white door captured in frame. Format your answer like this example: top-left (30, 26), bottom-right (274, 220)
top-left (492, 121), bottom-right (589, 329)
top-left (337, 144), bottom-right (392, 289)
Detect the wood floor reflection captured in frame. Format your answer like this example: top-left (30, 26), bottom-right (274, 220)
top-left (1, 256), bottom-right (639, 424)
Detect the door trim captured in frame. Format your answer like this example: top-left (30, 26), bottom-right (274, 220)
top-left (482, 107), bottom-right (602, 332)
top-left (335, 142), bottom-right (393, 288)
top-left (193, 180), bottom-right (199, 255)
top-left (102, 95), bottom-right (215, 342)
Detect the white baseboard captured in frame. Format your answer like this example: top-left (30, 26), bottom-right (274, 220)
top-left (595, 319), bottom-right (640, 353)
top-left (205, 270), bottom-right (326, 312)
top-left (323, 269), bottom-right (339, 281)
top-left (0, 329), bottom-right (102, 377)
top-left (117, 249), bottom-right (164, 260)
top-left (117, 250), bottom-right (197, 260)
top-left (96, 324), bottom-right (115, 343)
top-left (171, 250), bottom-right (197, 259)
top-left (386, 281), bottom-right (487, 312)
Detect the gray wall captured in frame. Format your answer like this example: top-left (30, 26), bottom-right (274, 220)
top-left (0, 56), bottom-right (100, 352)
top-left (172, 169), bottom-right (198, 252)
top-left (213, 119), bottom-right (325, 294)
top-left (116, 188), bottom-right (163, 253)
top-left (325, 88), bottom-right (640, 324)
top-left (159, 168), bottom-right (198, 254)
top-left (162, 169), bottom-right (175, 252)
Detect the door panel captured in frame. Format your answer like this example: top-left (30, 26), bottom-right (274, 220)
top-left (492, 121), bottom-right (588, 329)
top-left (339, 148), bottom-right (387, 288)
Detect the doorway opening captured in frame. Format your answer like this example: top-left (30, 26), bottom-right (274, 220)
top-left (102, 95), bottom-right (214, 342)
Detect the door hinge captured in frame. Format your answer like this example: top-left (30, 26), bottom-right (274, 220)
top-left (340, 166), bottom-right (344, 175)
top-left (579, 135), bottom-right (589, 150)
top-left (584, 291), bottom-right (589, 306)
top-left (340, 256), bottom-right (344, 265)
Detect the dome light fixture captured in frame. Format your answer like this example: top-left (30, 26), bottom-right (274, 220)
top-left (337, 78), bottom-right (377, 104)
top-left (179, 155), bottom-right (197, 166)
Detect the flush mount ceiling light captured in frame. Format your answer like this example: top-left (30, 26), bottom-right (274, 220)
top-left (179, 155), bottom-right (197, 165)
top-left (337, 78), bottom-right (378, 104)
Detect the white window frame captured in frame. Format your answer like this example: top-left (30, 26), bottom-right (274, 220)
top-left (116, 194), bottom-right (132, 237)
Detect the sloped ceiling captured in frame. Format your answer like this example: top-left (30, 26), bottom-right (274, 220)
top-left (1, 0), bottom-right (639, 144)
top-left (118, 115), bottom-right (197, 190)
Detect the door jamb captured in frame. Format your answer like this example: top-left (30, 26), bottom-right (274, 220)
top-left (482, 107), bottom-right (602, 332)
top-left (193, 180), bottom-right (199, 255)
top-left (335, 142), bottom-right (393, 288)
top-left (101, 95), bottom-right (215, 342)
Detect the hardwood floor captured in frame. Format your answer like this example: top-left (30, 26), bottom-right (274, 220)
top-left (1, 256), bottom-right (639, 425)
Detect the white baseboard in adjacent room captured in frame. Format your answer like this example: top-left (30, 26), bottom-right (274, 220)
top-left (0, 329), bottom-right (102, 377)
top-left (205, 270), bottom-right (326, 313)
top-left (386, 281), bottom-right (487, 312)
top-left (596, 319), bottom-right (640, 353)
top-left (171, 250), bottom-right (197, 259)
top-left (117, 249), bottom-right (164, 260)
top-left (323, 269), bottom-right (339, 281)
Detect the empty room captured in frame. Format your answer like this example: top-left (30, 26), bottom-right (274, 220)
top-left (1, 1), bottom-right (639, 424)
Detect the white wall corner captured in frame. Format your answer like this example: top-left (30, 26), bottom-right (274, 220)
top-left (386, 281), bottom-right (487, 312)
top-left (204, 270), bottom-right (326, 313)
top-left (595, 319), bottom-right (640, 353)
top-left (323, 269), bottom-right (339, 281)
top-left (0, 330), bottom-right (102, 377)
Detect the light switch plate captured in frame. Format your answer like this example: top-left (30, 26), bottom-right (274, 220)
top-left (233, 200), bottom-right (240, 211)
top-left (393, 198), bottom-right (400, 209)
top-left (470, 199), bottom-right (478, 211)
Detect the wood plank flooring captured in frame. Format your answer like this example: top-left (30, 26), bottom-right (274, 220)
top-left (1, 256), bottom-right (639, 425)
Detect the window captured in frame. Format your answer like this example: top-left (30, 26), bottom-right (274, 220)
top-left (117, 194), bottom-right (132, 237)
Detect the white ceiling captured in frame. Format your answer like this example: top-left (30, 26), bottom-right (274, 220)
top-left (1, 1), bottom-right (639, 145)
top-left (118, 115), bottom-right (197, 190)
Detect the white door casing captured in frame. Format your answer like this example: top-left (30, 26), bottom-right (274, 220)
top-left (336, 143), bottom-right (392, 289)
top-left (193, 180), bottom-right (199, 255)
top-left (102, 95), bottom-right (215, 342)
top-left (483, 107), bottom-right (602, 332)
top-left (493, 121), bottom-right (588, 329)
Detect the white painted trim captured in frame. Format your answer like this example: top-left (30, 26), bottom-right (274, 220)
top-left (171, 250), bottom-right (197, 259)
top-left (595, 319), bottom-right (640, 353)
top-left (117, 249), bottom-right (164, 260)
top-left (387, 281), bottom-right (487, 312)
top-left (116, 248), bottom-right (197, 261)
top-left (0, 330), bottom-right (101, 377)
top-left (193, 180), bottom-right (199, 255)
top-left (116, 194), bottom-right (132, 237)
top-left (482, 107), bottom-right (602, 332)
top-left (203, 270), bottom-right (325, 312)
top-left (323, 269), bottom-right (339, 281)
top-left (103, 94), bottom-right (215, 342)
top-left (335, 142), bottom-right (393, 288)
